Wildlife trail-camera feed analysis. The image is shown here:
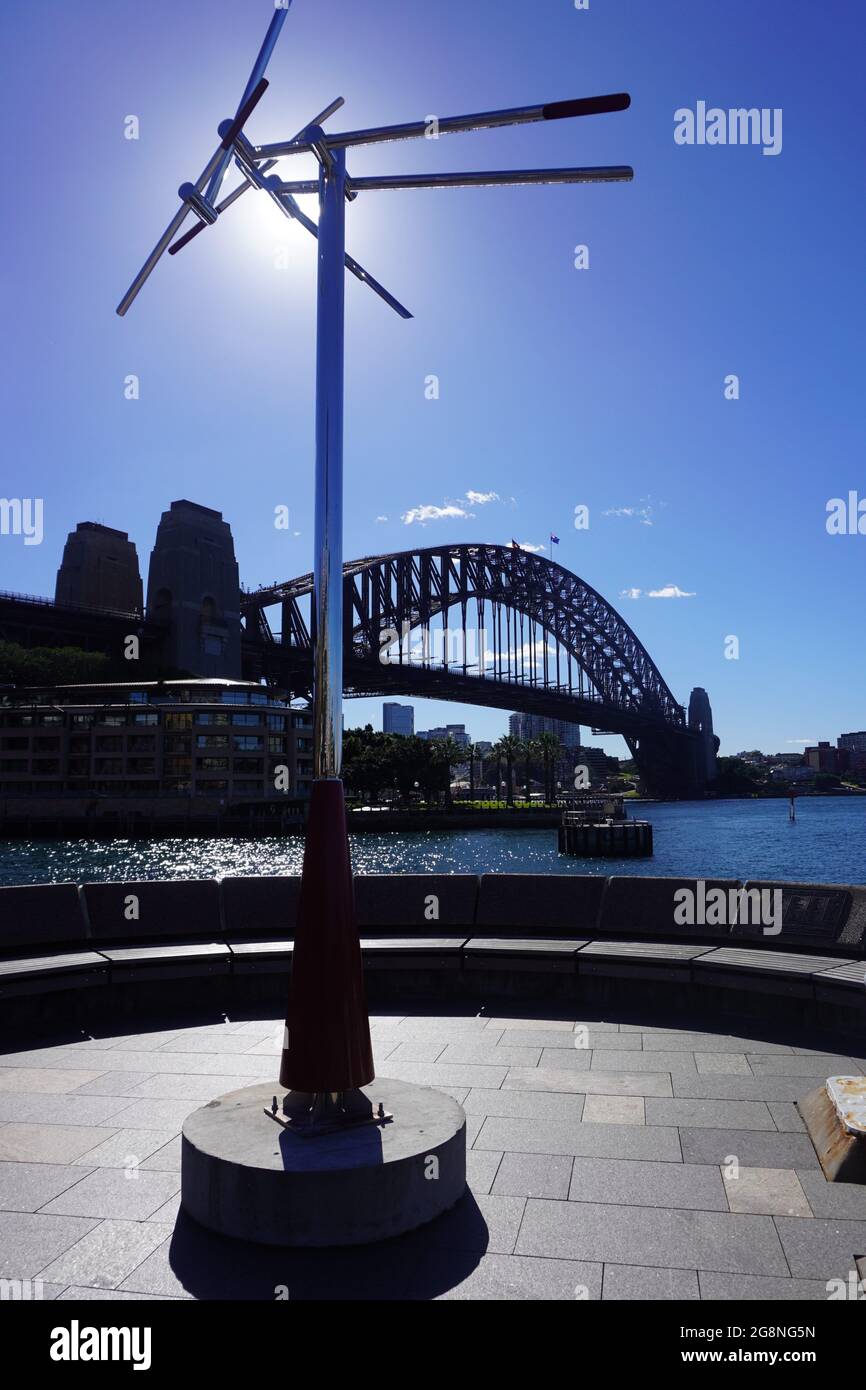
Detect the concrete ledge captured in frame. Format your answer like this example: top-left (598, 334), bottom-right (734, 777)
top-left (475, 873), bottom-right (605, 935)
top-left (221, 875), bottom-right (300, 939)
top-left (0, 882), bottom-right (86, 949)
top-left (734, 880), bottom-right (866, 955)
top-left (597, 876), bottom-right (740, 942)
top-left (354, 874), bottom-right (478, 931)
top-left (84, 879), bottom-right (222, 941)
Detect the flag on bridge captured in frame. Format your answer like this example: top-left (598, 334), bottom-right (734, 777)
top-left (550, 533), bottom-right (560, 545)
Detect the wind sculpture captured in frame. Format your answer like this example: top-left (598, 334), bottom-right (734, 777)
top-left (117, 0), bottom-right (633, 1132)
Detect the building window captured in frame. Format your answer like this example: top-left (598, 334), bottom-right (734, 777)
top-left (232, 780), bottom-right (264, 793)
top-left (268, 737), bottom-right (285, 754)
top-left (267, 715), bottom-right (286, 731)
top-left (126, 758), bottom-right (156, 774)
top-left (72, 714), bottom-right (94, 727)
top-left (35, 736), bottom-right (60, 751)
top-left (196, 735), bottom-right (229, 750)
top-left (250, 692), bottom-right (268, 706)
top-left (94, 759), bottom-right (123, 774)
top-left (194, 711), bottom-right (229, 726)
top-left (165, 712), bottom-right (193, 730)
top-left (197, 758), bottom-right (229, 771)
top-left (233, 736), bottom-right (263, 751)
top-left (129, 691), bottom-right (149, 704)
top-left (164, 757), bottom-right (192, 776)
top-left (95, 736), bottom-right (123, 752)
top-left (132, 712), bottom-right (159, 726)
top-left (1, 738), bottom-right (28, 751)
top-left (39, 714), bottom-right (63, 727)
top-left (232, 713), bottom-right (260, 727)
top-left (127, 736), bottom-right (155, 752)
top-left (221, 691), bottom-right (247, 705)
top-left (233, 758), bottom-right (263, 774)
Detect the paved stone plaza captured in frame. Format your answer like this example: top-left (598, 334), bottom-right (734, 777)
top-left (1, 1005), bottom-right (865, 1301)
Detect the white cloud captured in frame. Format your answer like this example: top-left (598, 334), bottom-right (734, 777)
top-left (620, 587), bottom-right (642, 600)
top-left (401, 502), bottom-right (472, 525)
top-left (374, 515), bottom-right (388, 523)
top-left (604, 501), bottom-right (655, 526)
top-left (512, 540), bottom-right (546, 553)
top-left (465, 490), bottom-right (499, 506)
top-left (647, 585), bottom-right (695, 599)
top-left (787, 738), bottom-right (816, 745)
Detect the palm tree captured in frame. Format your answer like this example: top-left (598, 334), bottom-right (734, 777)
top-left (433, 736), bottom-right (463, 810)
top-left (536, 731), bottom-right (561, 804)
top-left (491, 739), bottom-right (505, 805)
top-left (523, 737), bottom-right (540, 803)
top-left (467, 742), bottom-right (484, 802)
top-left (498, 733), bottom-right (522, 807)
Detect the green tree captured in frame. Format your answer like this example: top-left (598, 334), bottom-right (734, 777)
top-left (497, 733), bottom-right (522, 806)
top-left (536, 731), bottom-right (561, 804)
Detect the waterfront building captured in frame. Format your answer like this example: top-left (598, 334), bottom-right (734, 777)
top-left (508, 713), bottom-right (582, 747)
top-left (0, 679), bottom-right (312, 802)
top-left (382, 702), bottom-right (414, 736)
top-left (805, 741), bottom-right (849, 774)
top-left (418, 723), bottom-right (470, 748)
top-left (839, 731), bottom-right (866, 752)
top-left (55, 523), bottom-right (144, 614)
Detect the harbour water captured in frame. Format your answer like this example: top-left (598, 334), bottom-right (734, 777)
top-left (0, 797), bottom-right (863, 886)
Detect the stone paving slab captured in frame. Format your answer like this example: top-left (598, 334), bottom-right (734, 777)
top-left (697, 1271), bottom-right (832, 1300)
top-left (465, 1151), bottom-right (503, 1195)
top-left (435, 1253), bottom-right (603, 1300)
top-left (0, 1211), bottom-right (99, 1278)
top-left (582, 1094), bottom-right (645, 1125)
top-left (748, 1054), bottom-right (859, 1077)
top-left (37, 1218), bottom-right (174, 1289)
top-left (72, 1071), bottom-right (164, 1097)
top-left (590, 1050), bottom-right (698, 1074)
top-left (603, 1264), bottom-right (700, 1300)
top-left (0, 1160), bottom-right (95, 1213)
top-left (40, 1168), bottom-right (181, 1221)
top-left (463, 1088), bottom-right (586, 1121)
top-left (0, 1123), bottom-right (121, 1164)
top-left (672, 1074), bottom-right (817, 1102)
top-left (474, 1116), bottom-right (682, 1161)
top-left (645, 1098), bottom-right (775, 1130)
top-left (436, 1042), bottom-right (544, 1067)
top-left (117, 1072), bottom-right (272, 1101)
top-left (774, 1215), bottom-right (866, 1279)
top-left (490, 1152), bottom-right (574, 1199)
top-left (72, 1128), bottom-right (181, 1170)
top-left (768, 1102), bottom-right (807, 1132)
top-left (679, 1128), bottom-right (822, 1169)
top-left (516, 1199), bottom-right (789, 1275)
top-left (568, 1156), bottom-right (726, 1211)
top-left (0, 1068), bottom-right (104, 1093)
top-left (795, 1170), bottom-right (866, 1220)
top-left (503, 1069), bottom-right (672, 1097)
top-left (723, 1167), bottom-right (812, 1217)
top-left (0, 1094), bottom-right (132, 1127)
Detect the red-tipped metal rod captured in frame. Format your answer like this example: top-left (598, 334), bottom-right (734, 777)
top-left (254, 93), bottom-right (631, 160)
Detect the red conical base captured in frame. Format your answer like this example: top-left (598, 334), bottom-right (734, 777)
top-left (279, 779), bottom-right (374, 1092)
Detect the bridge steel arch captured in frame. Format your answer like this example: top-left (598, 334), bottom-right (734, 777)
top-left (241, 543), bottom-right (707, 796)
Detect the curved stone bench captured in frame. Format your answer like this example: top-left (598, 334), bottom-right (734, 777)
top-left (0, 874), bottom-right (863, 1034)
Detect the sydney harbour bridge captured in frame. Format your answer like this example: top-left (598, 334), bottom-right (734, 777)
top-left (0, 532), bottom-right (715, 798)
top-left (240, 543), bottom-right (715, 798)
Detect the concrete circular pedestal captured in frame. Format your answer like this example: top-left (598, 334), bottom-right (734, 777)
top-left (181, 1078), bottom-right (466, 1247)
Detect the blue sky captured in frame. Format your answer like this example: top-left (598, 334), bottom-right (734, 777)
top-left (1, 0), bottom-right (864, 756)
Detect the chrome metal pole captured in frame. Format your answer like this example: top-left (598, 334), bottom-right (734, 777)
top-left (312, 147), bottom-right (346, 780)
top-left (204, 3), bottom-right (291, 205)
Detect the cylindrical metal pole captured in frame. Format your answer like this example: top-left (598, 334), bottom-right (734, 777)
top-left (312, 147), bottom-right (346, 780)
